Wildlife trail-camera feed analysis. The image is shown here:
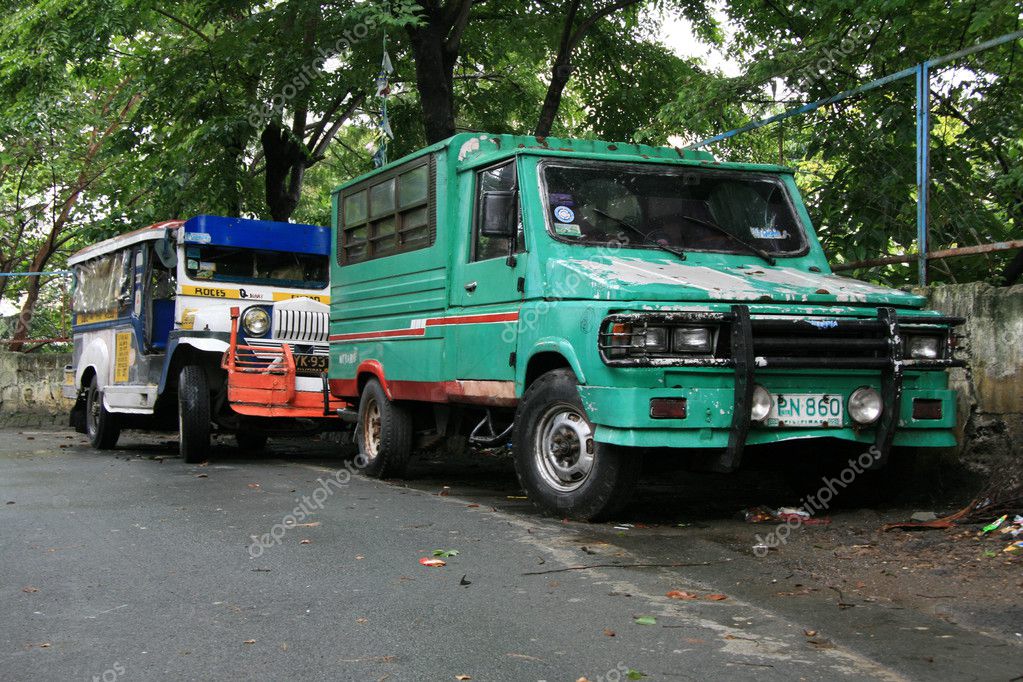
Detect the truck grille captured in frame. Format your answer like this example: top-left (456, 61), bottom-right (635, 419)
top-left (599, 308), bottom-right (964, 369)
top-left (273, 309), bottom-right (329, 343)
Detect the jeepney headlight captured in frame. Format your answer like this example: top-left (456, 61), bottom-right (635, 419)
top-left (750, 384), bottom-right (772, 422)
top-left (905, 334), bottom-right (941, 359)
top-left (241, 306), bottom-right (271, 336)
top-left (848, 386), bottom-right (882, 425)
top-left (673, 326), bottom-right (713, 354)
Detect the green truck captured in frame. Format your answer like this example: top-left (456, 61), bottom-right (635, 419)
top-left (327, 133), bottom-right (962, 520)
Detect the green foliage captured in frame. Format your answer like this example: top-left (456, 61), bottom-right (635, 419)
top-left (652, 0), bottom-right (1023, 286)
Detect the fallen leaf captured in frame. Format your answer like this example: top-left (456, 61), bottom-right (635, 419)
top-left (419, 557), bottom-right (446, 567)
top-left (666, 590), bottom-right (698, 600)
top-left (626, 671), bottom-right (646, 681)
top-left (355, 555), bottom-right (365, 560)
top-left (576, 678), bottom-right (591, 682)
top-left (705, 594), bottom-right (728, 601)
top-left (634, 616), bottom-right (657, 626)
top-left (803, 629), bottom-right (818, 637)
top-left (433, 549), bottom-right (459, 558)
top-left (194, 473), bottom-right (208, 478)
top-left (247, 483), bottom-right (261, 489)
top-left (460, 574), bottom-right (472, 587)
top-left (603, 628), bottom-right (616, 637)
top-left (455, 676), bottom-right (471, 680)
top-left (22, 586), bottom-right (39, 593)
top-left (356, 617), bottom-right (367, 624)
top-left (299, 539), bottom-right (312, 545)
top-left (243, 640), bottom-right (256, 644)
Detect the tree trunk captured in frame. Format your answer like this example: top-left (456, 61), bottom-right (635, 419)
top-left (535, 57), bottom-right (574, 138)
top-left (408, 22), bottom-right (458, 143)
top-left (261, 121), bottom-right (307, 222)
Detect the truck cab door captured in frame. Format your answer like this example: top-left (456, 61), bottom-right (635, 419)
top-left (448, 159), bottom-right (526, 379)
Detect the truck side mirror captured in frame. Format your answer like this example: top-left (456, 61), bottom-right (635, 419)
top-left (480, 190), bottom-right (517, 238)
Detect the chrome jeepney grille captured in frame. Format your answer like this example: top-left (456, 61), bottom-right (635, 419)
top-left (273, 309), bottom-right (329, 343)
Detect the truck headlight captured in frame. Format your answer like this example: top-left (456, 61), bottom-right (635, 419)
top-left (848, 386), bottom-right (882, 425)
top-left (905, 334), bottom-right (941, 359)
top-left (673, 326), bottom-right (713, 354)
top-left (241, 306), bottom-right (271, 336)
top-left (639, 327), bottom-right (668, 352)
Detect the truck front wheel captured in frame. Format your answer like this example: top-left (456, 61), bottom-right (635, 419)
top-left (513, 369), bottom-right (641, 521)
top-left (357, 378), bottom-right (412, 478)
top-left (178, 365), bottom-right (211, 464)
top-left (85, 376), bottom-right (120, 450)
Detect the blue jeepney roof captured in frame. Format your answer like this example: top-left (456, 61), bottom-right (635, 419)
top-left (182, 215), bottom-right (329, 256)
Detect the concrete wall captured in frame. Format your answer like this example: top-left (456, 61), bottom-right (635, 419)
top-left (0, 351), bottom-right (73, 427)
top-left (915, 282), bottom-right (1023, 490)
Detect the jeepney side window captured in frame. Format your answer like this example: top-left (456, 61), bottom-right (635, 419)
top-left (339, 158), bottom-right (432, 265)
top-left (473, 160), bottom-right (523, 262)
top-left (72, 249), bottom-right (131, 318)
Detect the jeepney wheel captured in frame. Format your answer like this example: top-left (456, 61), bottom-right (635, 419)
top-left (85, 376), bottom-right (120, 450)
top-left (513, 369), bottom-right (641, 522)
top-left (178, 365), bottom-right (211, 464)
top-left (236, 432), bottom-right (268, 453)
top-left (356, 378), bottom-right (412, 478)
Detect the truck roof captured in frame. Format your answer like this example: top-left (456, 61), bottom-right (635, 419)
top-left (331, 132), bottom-right (794, 195)
top-left (68, 216), bottom-right (328, 265)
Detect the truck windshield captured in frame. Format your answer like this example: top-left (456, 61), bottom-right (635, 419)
top-left (184, 246), bottom-right (328, 289)
top-left (541, 162), bottom-right (807, 256)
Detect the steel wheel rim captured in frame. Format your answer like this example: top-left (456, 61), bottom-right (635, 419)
top-left (362, 397), bottom-right (382, 462)
top-left (87, 385), bottom-right (100, 438)
top-left (534, 402), bottom-right (595, 493)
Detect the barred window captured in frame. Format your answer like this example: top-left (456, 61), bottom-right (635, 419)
top-left (339, 159), bottom-right (432, 265)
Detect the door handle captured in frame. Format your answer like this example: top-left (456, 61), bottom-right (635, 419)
top-left (464, 281), bottom-right (478, 292)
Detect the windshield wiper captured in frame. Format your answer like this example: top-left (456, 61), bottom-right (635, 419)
top-left (678, 214), bottom-right (777, 266)
top-left (593, 208), bottom-right (686, 261)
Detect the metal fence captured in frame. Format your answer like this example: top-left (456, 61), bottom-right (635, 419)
top-left (686, 30), bottom-right (1023, 287)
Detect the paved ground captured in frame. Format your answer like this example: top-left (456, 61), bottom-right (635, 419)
top-left (1, 428), bottom-right (1020, 681)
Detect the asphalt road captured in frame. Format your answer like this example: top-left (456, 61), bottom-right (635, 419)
top-left (1, 428), bottom-right (1019, 681)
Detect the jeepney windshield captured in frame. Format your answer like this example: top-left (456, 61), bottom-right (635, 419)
top-left (540, 162), bottom-right (808, 256)
top-left (184, 246), bottom-right (328, 289)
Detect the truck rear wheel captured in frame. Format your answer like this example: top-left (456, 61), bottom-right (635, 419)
top-left (513, 369), bottom-right (641, 521)
top-left (178, 365), bottom-right (211, 464)
top-left (85, 376), bottom-right (120, 450)
top-left (357, 378), bottom-right (412, 478)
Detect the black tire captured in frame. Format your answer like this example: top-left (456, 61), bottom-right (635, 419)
top-left (356, 378), bottom-right (412, 478)
top-left (784, 442), bottom-right (919, 508)
top-left (513, 369), bottom-right (641, 521)
top-left (85, 376), bottom-right (120, 450)
top-left (235, 432), bottom-right (268, 452)
top-left (178, 365), bottom-right (211, 464)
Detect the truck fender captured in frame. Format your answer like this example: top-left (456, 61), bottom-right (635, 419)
top-left (519, 339), bottom-right (587, 391)
top-left (76, 336), bottom-right (110, 390)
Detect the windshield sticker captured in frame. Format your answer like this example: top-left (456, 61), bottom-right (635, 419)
top-left (750, 227), bottom-right (790, 240)
top-left (553, 206), bottom-right (576, 223)
top-left (184, 232), bottom-right (212, 244)
top-left (554, 222), bottom-right (582, 237)
top-left (549, 193), bottom-right (574, 206)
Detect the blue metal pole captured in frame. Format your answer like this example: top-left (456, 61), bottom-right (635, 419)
top-left (915, 62), bottom-right (931, 286)
top-left (0, 270), bottom-right (72, 277)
